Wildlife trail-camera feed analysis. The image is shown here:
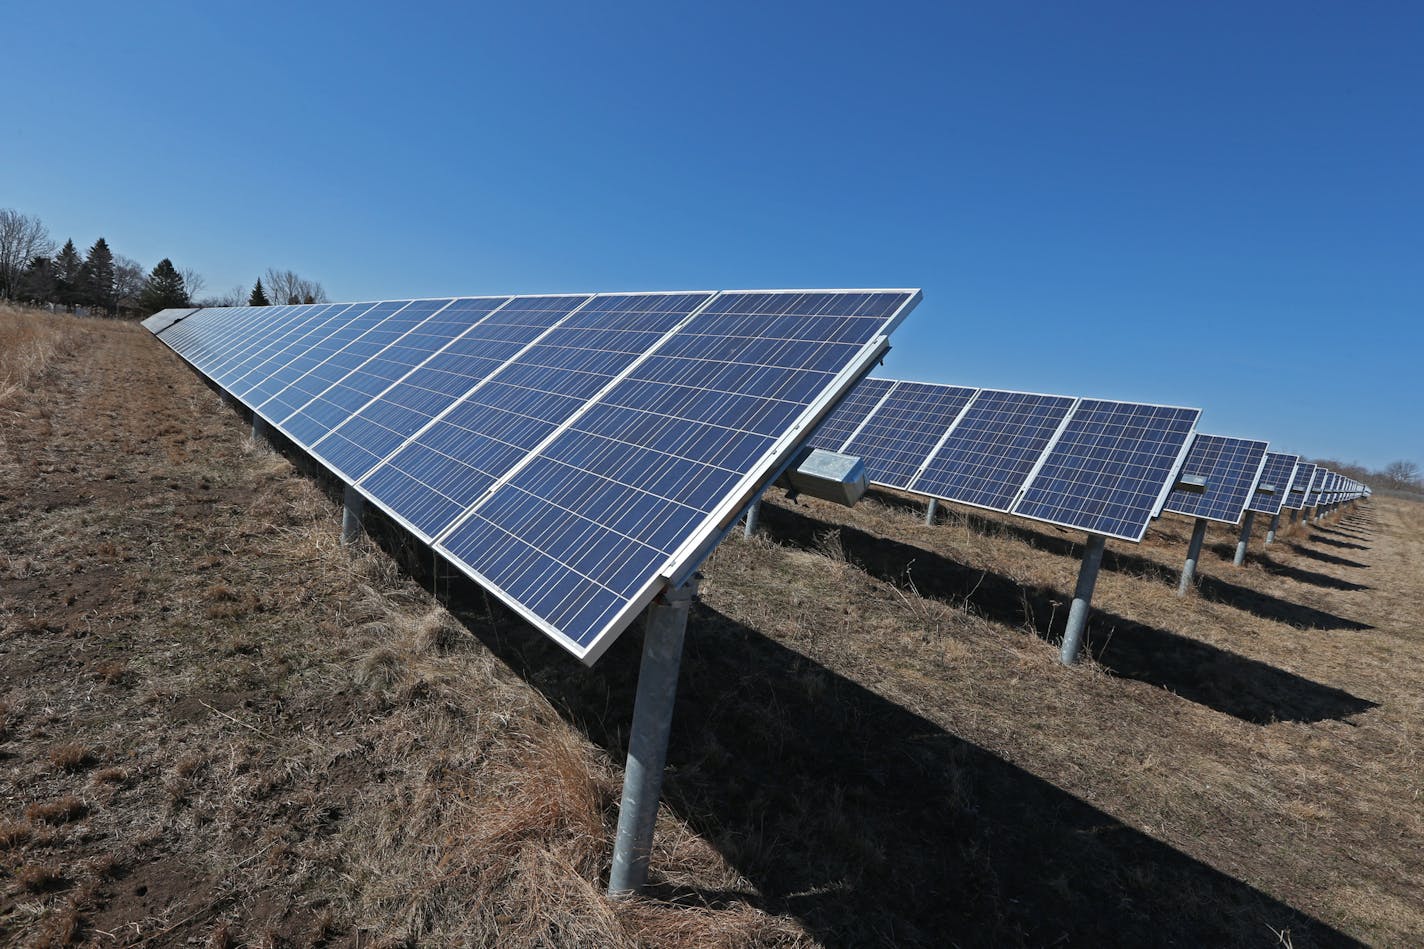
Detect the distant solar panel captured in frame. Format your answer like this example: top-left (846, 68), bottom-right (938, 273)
top-left (140, 307), bottom-right (197, 334)
top-left (1246, 452), bottom-right (1300, 516)
top-left (1162, 434), bottom-right (1270, 524)
top-left (839, 381), bottom-right (977, 489)
top-left (1284, 463), bottom-right (1317, 509)
top-left (911, 388), bottom-right (1078, 512)
top-left (1011, 399), bottom-right (1200, 542)
top-left (1307, 468), bottom-right (1329, 507)
top-left (805, 377), bottom-right (897, 453)
top-left (150, 289), bottom-right (920, 663)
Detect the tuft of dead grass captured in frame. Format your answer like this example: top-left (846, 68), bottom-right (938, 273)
top-left (26, 795), bottom-right (89, 825)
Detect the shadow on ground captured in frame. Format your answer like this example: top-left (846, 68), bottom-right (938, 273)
top-left (1308, 533), bottom-right (1371, 551)
top-left (1288, 545), bottom-right (1369, 570)
top-left (758, 502), bottom-right (1376, 726)
top-left (434, 563), bottom-right (1362, 948)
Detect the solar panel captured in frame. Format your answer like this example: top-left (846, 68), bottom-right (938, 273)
top-left (149, 289), bottom-right (920, 663)
top-left (910, 388), bottom-right (1078, 512)
top-left (141, 307), bottom-right (197, 334)
top-left (1162, 434), bottom-right (1270, 524)
top-left (1284, 462), bottom-right (1317, 509)
top-left (838, 381), bottom-right (977, 489)
top-left (1307, 468), bottom-right (1329, 507)
top-left (1011, 399), bottom-right (1200, 542)
top-left (805, 377), bottom-right (897, 453)
top-left (1246, 452), bottom-right (1300, 516)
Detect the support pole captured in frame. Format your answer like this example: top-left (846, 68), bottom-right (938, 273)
top-left (1265, 512), bottom-right (1280, 545)
top-left (341, 484), bottom-right (365, 546)
top-left (1288, 508), bottom-right (1298, 526)
top-left (1178, 518), bottom-right (1208, 596)
top-left (1060, 534), bottom-right (1106, 665)
top-left (925, 498), bottom-right (940, 526)
top-left (742, 496), bottom-right (762, 539)
top-left (608, 577), bottom-right (699, 898)
top-left (1233, 510), bottom-right (1255, 566)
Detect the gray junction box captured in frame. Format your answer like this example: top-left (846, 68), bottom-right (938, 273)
top-left (781, 448), bottom-right (870, 507)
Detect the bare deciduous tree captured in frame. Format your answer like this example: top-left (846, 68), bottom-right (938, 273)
top-left (264, 267), bottom-right (328, 306)
top-left (113, 255), bottom-right (148, 312)
top-left (198, 285), bottom-right (248, 307)
top-left (0, 209), bottom-right (56, 300)
top-left (1381, 460), bottom-right (1421, 490)
top-left (179, 267), bottom-right (206, 302)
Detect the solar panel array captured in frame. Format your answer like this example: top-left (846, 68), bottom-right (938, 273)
top-left (149, 289), bottom-right (921, 663)
top-left (1162, 434), bottom-right (1271, 524)
top-left (1246, 452), bottom-right (1301, 517)
top-left (1283, 463), bottom-right (1317, 510)
top-left (808, 378), bottom-right (1200, 542)
top-left (1013, 400), bottom-right (1200, 542)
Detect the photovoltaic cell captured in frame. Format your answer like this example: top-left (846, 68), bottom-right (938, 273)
top-left (1012, 400), bottom-right (1199, 542)
top-left (312, 295), bottom-right (590, 482)
top-left (911, 389), bottom-right (1077, 512)
top-left (1246, 452), bottom-right (1300, 516)
top-left (438, 290), bottom-right (914, 652)
top-left (359, 293), bottom-right (707, 538)
top-left (805, 377), bottom-right (897, 453)
top-left (1162, 434), bottom-right (1270, 524)
top-left (1284, 463), bottom-right (1317, 509)
top-left (839, 381), bottom-right (976, 489)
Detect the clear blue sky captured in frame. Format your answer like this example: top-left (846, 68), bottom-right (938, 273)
top-left (6, 1), bottom-right (1420, 471)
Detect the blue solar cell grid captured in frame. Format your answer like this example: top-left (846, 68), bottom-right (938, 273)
top-left (910, 389), bottom-right (1077, 512)
top-left (312, 295), bottom-right (590, 482)
top-left (1163, 434), bottom-right (1269, 524)
top-left (1012, 400), bottom-right (1200, 542)
top-left (805, 377), bottom-right (897, 453)
top-left (840, 381), bottom-right (977, 489)
top-left (1246, 452), bottom-right (1300, 516)
top-left (360, 293), bottom-right (708, 538)
top-left (438, 290), bottom-right (915, 650)
top-left (1284, 463), bottom-right (1317, 509)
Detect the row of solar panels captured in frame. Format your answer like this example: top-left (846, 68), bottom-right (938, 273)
top-left (145, 290), bottom-right (921, 664)
top-left (806, 376), bottom-right (1367, 543)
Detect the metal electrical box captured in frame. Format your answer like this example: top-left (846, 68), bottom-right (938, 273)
top-left (781, 448), bottom-right (869, 507)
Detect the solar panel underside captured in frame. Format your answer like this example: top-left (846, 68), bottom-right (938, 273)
top-left (911, 389), bottom-right (1077, 512)
top-left (1162, 434), bottom-right (1270, 524)
top-left (1247, 452), bottom-right (1300, 516)
top-left (839, 381), bottom-right (977, 489)
top-left (1011, 400), bottom-right (1200, 542)
top-left (149, 289), bottom-right (919, 663)
top-left (804, 377), bottom-right (897, 453)
top-left (1284, 463), bottom-right (1317, 509)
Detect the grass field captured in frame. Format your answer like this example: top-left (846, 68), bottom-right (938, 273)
top-left (2, 305), bottom-right (1420, 947)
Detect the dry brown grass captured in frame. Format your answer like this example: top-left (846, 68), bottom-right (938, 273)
top-left (1, 309), bottom-right (1420, 946)
top-left (0, 304), bottom-right (84, 407)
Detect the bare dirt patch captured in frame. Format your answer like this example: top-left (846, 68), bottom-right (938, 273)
top-left (2, 306), bottom-right (1420, 946)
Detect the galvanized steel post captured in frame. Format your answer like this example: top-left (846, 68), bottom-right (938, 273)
top-left (341, 484), bottom-right (365, 546)
top-left (925, 498), bottom-right (940, 526)
top-left (742, 495), bottom-right (761, 539)
top-left (1178, 517), bottom-right (1208, 596)
top-left (1233, 510), bottom-right (1255, 566)
top-left (1060, 534), bottom-right (1106, 665)
top-left (1265, 512), bottom-right (1280, 544)
top-left (608, 577), bottom-right (699, 898)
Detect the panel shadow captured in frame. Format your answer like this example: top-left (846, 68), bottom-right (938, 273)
top-left (1286, 545), bottom-right (1369, 570)
top-left (424, 578), bottom-right (1365, 948)
top-left (1308, 533), bottom-right (1371, 551)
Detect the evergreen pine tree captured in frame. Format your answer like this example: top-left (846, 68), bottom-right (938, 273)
top-left (82, 237), bottom-right (116, 315)
top-left (53, 239), bottom-right (83, 311)
top-left (18, 256), bottom-right (56, 304)
top-left (139, 258), bottom-right (188, 314)
top-left (248, 279), bottom-right (270, 306)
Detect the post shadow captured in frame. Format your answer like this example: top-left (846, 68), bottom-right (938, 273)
top-left (1287, 545), bottom-right (1369, 570)
top-left (756, 502), bottom-right (1376, 724)
top-left (1308, 534), bottom-right (1371, 551)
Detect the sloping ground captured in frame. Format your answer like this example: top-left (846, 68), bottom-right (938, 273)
top-left (1, 307), bottom-right (1419, 946)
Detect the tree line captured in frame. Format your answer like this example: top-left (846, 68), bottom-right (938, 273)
top-left (0, 207), bottom-right (328, 317)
